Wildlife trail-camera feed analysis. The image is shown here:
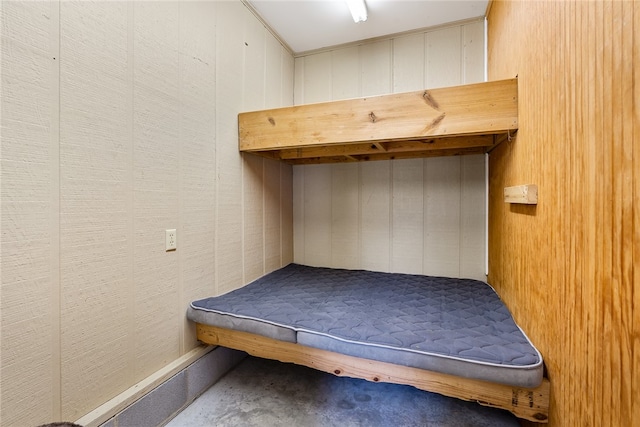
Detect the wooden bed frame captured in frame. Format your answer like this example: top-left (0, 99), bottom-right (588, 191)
top-left (196, 323), bottom-right (550, 423)
top-left (230, 78), bottom-right (549, 421)
top-left (238, 79), bottom-right (518, 164)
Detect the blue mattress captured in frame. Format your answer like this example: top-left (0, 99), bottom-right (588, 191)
top-left (188, 264), bottom-right (543, 388)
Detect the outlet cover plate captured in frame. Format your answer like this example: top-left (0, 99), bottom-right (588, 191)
top-left (166, 229), bottom-right (177, 251)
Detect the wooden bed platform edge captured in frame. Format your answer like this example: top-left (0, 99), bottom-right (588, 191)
top-left (195, 323), bottom-right (550, 423)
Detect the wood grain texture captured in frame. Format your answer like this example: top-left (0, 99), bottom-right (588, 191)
top-left (238, 79), bottom-right (518, 157)
top-left (487, 1), bottom-right (637, 425)
top-left (195, 323), bottom-right (550, 423)
top-left (633, 2), bottom-right (640, 425)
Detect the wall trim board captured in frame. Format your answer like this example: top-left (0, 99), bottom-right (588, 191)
top-left (75, 346), bottom-right (245, 427)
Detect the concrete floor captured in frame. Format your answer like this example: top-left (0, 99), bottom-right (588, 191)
top-left (166, 356), bottom-right (519, 427)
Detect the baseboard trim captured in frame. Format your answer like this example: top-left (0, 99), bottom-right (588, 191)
top-left (75, 345), bottom-right (246, 427)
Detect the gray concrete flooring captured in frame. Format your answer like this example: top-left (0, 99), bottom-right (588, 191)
top-left (166, 356), bottom-right (519, 427)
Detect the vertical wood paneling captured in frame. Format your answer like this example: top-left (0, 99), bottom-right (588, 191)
top-left (293, 20), bottom-right (487, 279)
top-left (487, 1), bottom-right (638, 425)
top-left (633, 4), bottom-right (640, 424)
top-left (1, 1), bottom-right (294, 425)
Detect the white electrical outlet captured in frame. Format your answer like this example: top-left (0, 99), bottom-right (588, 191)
top-left (166, 229), bottom-right (177, 251)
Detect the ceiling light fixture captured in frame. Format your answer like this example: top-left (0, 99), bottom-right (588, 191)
top-left (346, 0), bottom-right (367, 23)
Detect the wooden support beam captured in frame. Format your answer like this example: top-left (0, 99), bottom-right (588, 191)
top-left (239, 79), bottom-right (518, 153)
top-left (275, 135), bottom-right (496, 160)
top-left (373, 142), bottom-right (387, 151)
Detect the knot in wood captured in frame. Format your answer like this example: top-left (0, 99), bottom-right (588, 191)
top-left (268, 117), bottom-right (276, 126)
top-left (368, 112), bottom-right (377, 123)
top-left (422, 91), bottom-right (440, 111)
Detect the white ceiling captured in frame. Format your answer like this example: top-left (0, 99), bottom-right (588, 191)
top-left (246, 0), bottom-right (489, 54)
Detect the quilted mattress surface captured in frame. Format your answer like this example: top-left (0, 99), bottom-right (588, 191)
top-left (188, 264), bottom-right (543, 387)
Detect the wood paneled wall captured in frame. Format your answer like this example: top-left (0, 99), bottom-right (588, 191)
top-left (0, 1), bottom-right (293, 425)
top-left (487, 1), bottom-right (638, 425)
top-left (292, 20), bottom-right (488, 280)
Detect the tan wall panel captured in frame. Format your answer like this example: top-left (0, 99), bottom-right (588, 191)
top-left (360, 162), bottom-right (391, 271)
top-left (301, 165), bottom-right (332, 267)
top-left (264, 158), bottom-right (282, 272)
top-left (281, 163), bottom-right (294, 265)
top-left (131, 1), bottom-right (182, 386)
top-left (292, 166), bottom-right (305, 263)
top-left (0, 1), bottom-right (294, 425)
top-left (330, 164), bottom-right (359, 269)
top-left (459, 155), bottom-right (486, 278)
top-left (360, 40), bottom-right (392, 96)
top-left (426, 25), bottom-right (461, 88)
top-left (393, 33), bottom-right (425, 93)
top-left (424, 157), bottom-right (461, 277)
top-left (241, 6), bottom-right (266, 284)
top-left (243, 153), bottom-right (264, 283)
top-left (215, 1), bottom-right (245, 295)
top-left (177, 0), bottom-right (217, 355)
top-left (487, 1), bottom-right (637, 425)
top-left (332, 46), bottom-right (360, 99)
top-left (293, 20), bottom-right (487, 279)
top-left (1, 1), bottom-right (59, 425)
top-left (391, 159), bottom-right (424, 274)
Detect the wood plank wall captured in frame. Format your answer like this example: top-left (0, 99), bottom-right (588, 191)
top-left (0, 1), bottom-right (294, 425)
top-left (292, 20), bottom-right (488, 280)
top-left (487, 1), bottom-right (638, 425)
